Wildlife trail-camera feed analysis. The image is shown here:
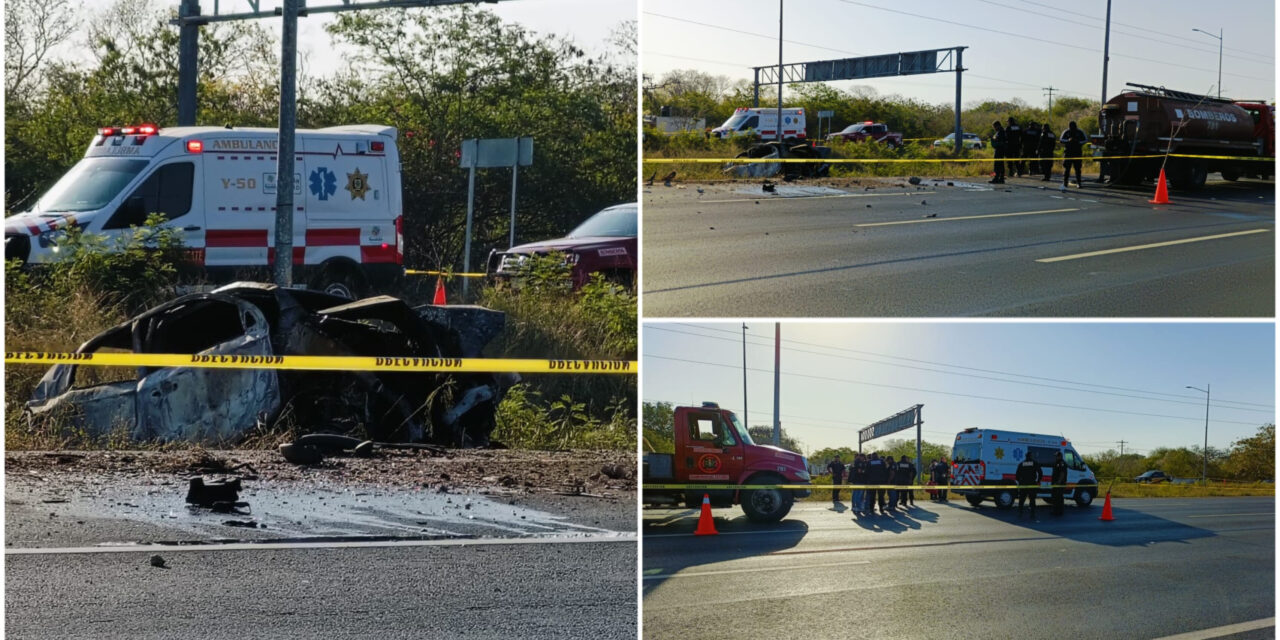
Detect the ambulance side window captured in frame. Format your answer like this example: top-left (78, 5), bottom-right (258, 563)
top-left (1028, 446), bottom-right (1057, 468)
top-left (104, 162), bottom-right (195, 230)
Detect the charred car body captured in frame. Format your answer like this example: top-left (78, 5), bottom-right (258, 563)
top-left (27, 283), bottom-right (513, 447)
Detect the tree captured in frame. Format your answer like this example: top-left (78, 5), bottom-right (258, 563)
top-left (748, 424), bottom-right (802, 452)
top-left (810, 446), bottom-right (857, 465)
top-left (5, 0), bottom-right (79, 101)
top-left (1226, 424), bottom-right (1274, 481)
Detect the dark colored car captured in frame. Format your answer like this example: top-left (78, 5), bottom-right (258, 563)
top-left (487, 202), bottom-right (637, 289)
top-left (1134, 470), bottom-right (1171, 484)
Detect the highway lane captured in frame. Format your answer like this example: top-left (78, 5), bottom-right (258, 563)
top-left (642, 496), bottom-right (1274, 639)
top-left (641, 177), bottom-right (1275, 317)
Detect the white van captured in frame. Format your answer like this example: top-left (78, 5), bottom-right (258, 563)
top-left (4, 124), bottom-right (404, 298)
top-left (711, 107), bottom-right (807, 141)
top-left (950, 428), bottom-right (1099, 509)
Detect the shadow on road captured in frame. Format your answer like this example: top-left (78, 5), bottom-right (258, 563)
top-left (641, 508), bottom-right (809, 596)
top-left (954, 499), bottom-right (1217, 547)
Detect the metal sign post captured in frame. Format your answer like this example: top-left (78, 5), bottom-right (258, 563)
top-left (460, 137), bottom-right (533, 298)
top-left (859, 404), bottom-right (924, 480)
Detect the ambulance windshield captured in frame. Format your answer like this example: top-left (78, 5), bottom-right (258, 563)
top-left (721, 113), bottom-right (750, 129)
top-left (567, 204), bottom-right (636, 238)
top-left (34, 158), bottom-right (149, 214)
top-left (952, 442), bottom-right (981, 464)
top-left (728, 412), bottom-right (755, 446)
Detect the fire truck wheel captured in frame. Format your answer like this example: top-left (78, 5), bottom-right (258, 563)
top-left (993, 488), bottom-right (1016, 510)
top-left (966, 494), bottom-right (983, 507)
top-left (314, 262), bottom-right (366, 300)
top-left (741, 475), bottom-right (794, 523)
top-left (1074, 486), bottom-right (1095, 507)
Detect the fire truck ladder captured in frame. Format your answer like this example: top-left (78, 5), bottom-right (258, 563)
top-left (1124, 83), bottom-right (1234, 105)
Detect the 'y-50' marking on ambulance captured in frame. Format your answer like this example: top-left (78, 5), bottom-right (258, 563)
top-left (4, 124), bottom-right (404, 300)
top-left (950, 428), bottom-right (1099, 510)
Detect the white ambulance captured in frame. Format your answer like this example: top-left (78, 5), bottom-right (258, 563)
top-left (950, 428), bottom-right (1099, 509)
top-left (4, 124), bottom-right (404, 298)
top-left (711, 107), bottom-right (807, 141)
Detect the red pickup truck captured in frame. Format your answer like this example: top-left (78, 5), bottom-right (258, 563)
top-left (827, 121), bottom-right (903, 147)
top-left (643, 402), bottom-right (811, 522)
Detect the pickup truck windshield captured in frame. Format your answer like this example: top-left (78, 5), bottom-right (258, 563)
top-left (952, 442), bottom-right (981, 464)
top-left (567, 205), bottom-right (636, 238)
top-left (34, 158), bottom-right (149, 214)
top-left (728, 412), bottom-right (754, 445)
top-left (840, 124), bottom-right (865, 134)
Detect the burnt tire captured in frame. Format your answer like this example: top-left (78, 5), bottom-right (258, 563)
top-left (313, 262), bottom-right (365, 299)
top-left (741, 476), bottom-right (794, 523)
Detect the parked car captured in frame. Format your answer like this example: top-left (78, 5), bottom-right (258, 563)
top-left (487, 202), bottom-right (637, 289)
top-left (1134, 470), bottom-right (1172, 484)
top-left (827, 122), bottom-right (902, 147)
top-left (932, 132), bottom-right (985, 149)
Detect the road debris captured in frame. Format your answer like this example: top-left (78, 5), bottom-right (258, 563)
top-left (149, 554), bottom-right (166, 568)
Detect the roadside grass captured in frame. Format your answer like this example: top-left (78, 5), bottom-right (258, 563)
top-left (797, 474), bottom-right (1274, 502)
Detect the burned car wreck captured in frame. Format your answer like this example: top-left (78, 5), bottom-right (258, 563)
top-left (27, 283), bottom-right (513, 447)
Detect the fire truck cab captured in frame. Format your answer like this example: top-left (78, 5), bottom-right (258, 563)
top-left (950, 428), bottom-right (1098, 510)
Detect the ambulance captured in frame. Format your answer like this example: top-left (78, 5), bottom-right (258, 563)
top-left (950, 428), bottom-right (1099, 509)
top-left (4, 124), bottom-right (404, 299)
top-left (711, 107), bottom-right (807, 141)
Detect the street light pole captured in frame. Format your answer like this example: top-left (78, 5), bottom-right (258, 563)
top-left (742, 323), bottom-right (748, 430)
top-left (1192, 27), bottom-right (1223, 98)
top-left (1186, 384), bottom-right (1211, 482)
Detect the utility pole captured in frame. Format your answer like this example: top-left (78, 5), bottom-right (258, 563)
top-left (1118, 440), bottom-right (1127, 457)
top-left (776, 0), bottom-right (783, 144)
top-left (1186, 384), bottom-right (1211, 482)
top-left (742, 323), bottom-right (748, 430)
top-left (772, 322), bottom-right (781, 447)
top-left (1192, 27), bottom-right (1224, 98)
top-left (1100, 0), bottom-right (1111, 121)
top-left (1043, 86), bottom-right (1056, 115)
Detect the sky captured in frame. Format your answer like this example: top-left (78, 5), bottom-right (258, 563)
top-left (642, 322), bottom-right (1276, 458)
top-left (642, 0), bottom-right (1276, 111)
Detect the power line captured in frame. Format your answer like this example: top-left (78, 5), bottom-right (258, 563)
top-left (657, 324), bottom-right (1274, 412)
top-left (646, 352), bottom-right (1267, 428)
top-left (834, 0), bottom-right (1272, 82)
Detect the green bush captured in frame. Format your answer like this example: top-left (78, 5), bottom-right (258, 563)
top-left (494, 384), bottom-right (634, 450)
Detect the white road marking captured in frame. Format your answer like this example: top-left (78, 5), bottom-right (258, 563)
top-left (1185, 512), bottom-right (1274, 518)
top-left (856, 207), bottom-right (1079, 227)
top-left (1150, 617), bottom-right (1275, 640)
top-left (6, 532), bottom-right (636, 556)
top-left (643, 559), bottom-right (870, 581)
top-left (1037, 228), bottom-right (1271, 263)
top-left (700, 191), bottom-right (934, 204)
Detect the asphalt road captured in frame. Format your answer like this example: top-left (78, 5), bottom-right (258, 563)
top-left (642, 177), bottom-right (1275, 317)
top-left (6, 481), bottom-right (637, 639)
top-left (643, 496), bottom-right (1274, 639)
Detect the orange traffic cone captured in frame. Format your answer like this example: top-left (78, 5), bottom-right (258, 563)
top-left (694, 493), bottom-right (718, 536)
top-left (1098, 491), bottom-right (1115, 521)
top-left (1148, 168), bottom-right (1170, 204)
top-left (432, 277), bottom-right (447, 305)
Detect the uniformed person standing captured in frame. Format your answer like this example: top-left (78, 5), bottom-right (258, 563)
top-left (827, 458), bottom-right (846, 504)
top-left (989, 121), bottom-right (1007, 184)
top-left (1015, 452), bottom-right (1040, 518)
top-left (1051, 451), bottom-right (1069, 516)
top-left (1060, 120), bottom-right (1087, 188)
top-left (1006, 116), bottom-right (1024, 176)
top-left (1038, 123), bottom-right (1056, 181)
top-left (898, 455), bottom-right (916, 507)
top-left (866, 453), bottom-right (888, 515)
top-left (1022, 122), bottom-right (1041, 178)
top-left (851, 454), bottom-right (869, 515)
top-left (885, 455), bottom-right (899, 512)
top-left (936, 458), bottom-right (950, 502)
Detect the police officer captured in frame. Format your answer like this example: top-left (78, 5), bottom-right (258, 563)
top-left (866, 452), bottom-right (888, 515)
top-left (1060, 120), bottom-right (1087, 188)
top-left (989, 121), bottom-right (1007, 184)
top-left (885, 454), bottom-right (899, 512)
top-left (936, 458), bottom-right (950, 502)
top-left (826, 457), bottom-right (846, 504)
top-left (1051, 451), bottom-right (1069, 516)
top-left (1022, 122), bottom-right (1041, 178)
top-left (851, 453), bottom-right (869, 515)
top-left (1015, 451), bottom-right (1040, 518)
top-left (1038, 122), bottom-right (1057, 181)
top-left (1006, 116), bottom-right (1024, 176)
top-left (898, 455), bottom-right (916, 507)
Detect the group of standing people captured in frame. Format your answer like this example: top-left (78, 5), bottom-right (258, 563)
top-left (826, 453), bottom-right (917, 516)
top-left (1014, 451), bottom-right (1072, 518)
top-left (989, 116), bottom-right (1089, 188)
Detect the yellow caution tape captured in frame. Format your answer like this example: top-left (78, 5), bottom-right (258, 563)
top-left (4, 351), bottom-right (637, 375)
top-left (643, 153), bottom-right (1273, 164)
top-left (405, 270), bottom-right (488, 278)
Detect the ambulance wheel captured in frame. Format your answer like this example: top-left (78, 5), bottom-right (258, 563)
top-left (741, 475), bottom-right (793, 523)
top-left (314, 262), bottom-right (366, 299)
top-left (1074, 486), bottom-right (1095, 507)
top-left (993, 488), bottom-right (1016, 510)
top-left (966, 495), bottom-right (983, 507)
